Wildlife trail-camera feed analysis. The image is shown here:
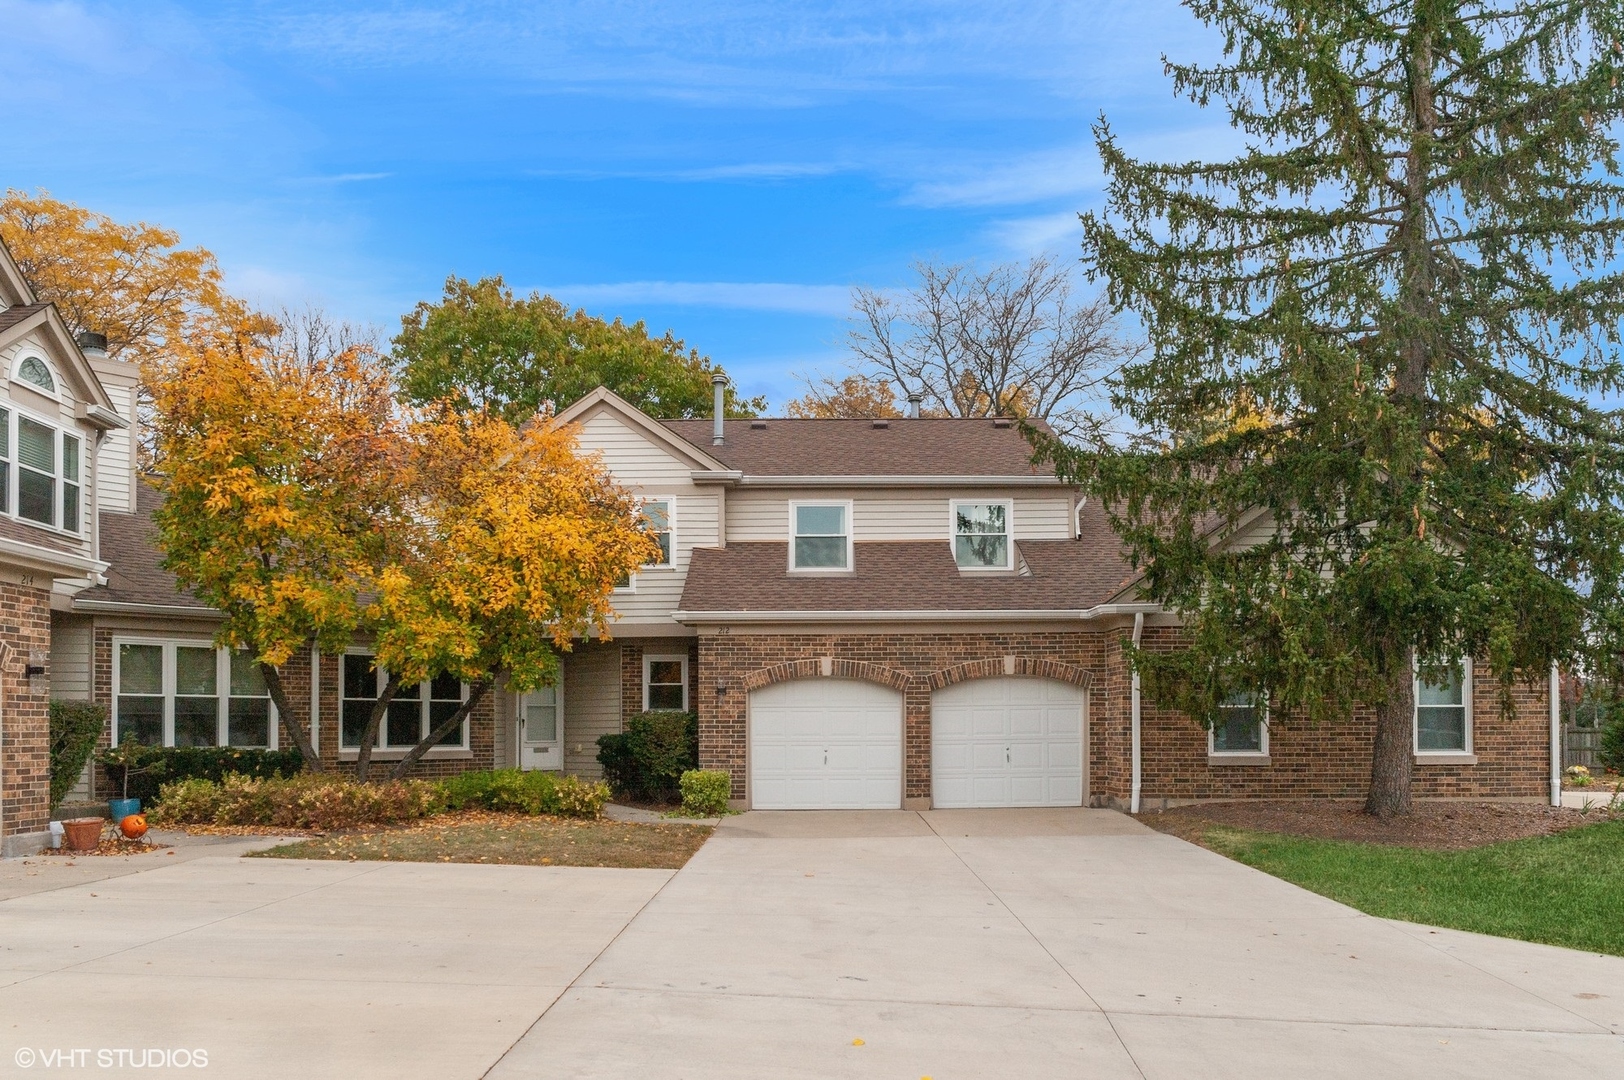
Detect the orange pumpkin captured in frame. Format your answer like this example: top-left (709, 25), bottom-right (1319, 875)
top-left (119, 813), bottom-right (148, 840)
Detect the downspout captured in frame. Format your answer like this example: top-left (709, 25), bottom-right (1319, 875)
top-left (1549, 662), bottom-right (1561, 808)
top-left (1130, 612), bottom-right (1144, 815)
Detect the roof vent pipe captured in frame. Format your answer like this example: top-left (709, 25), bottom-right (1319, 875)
top-left (907, 391), bottom-right (922, 419)
top-left (76, 331), bottom-right (108, 361)
top-left (712, 372), bottom-right (728, 445)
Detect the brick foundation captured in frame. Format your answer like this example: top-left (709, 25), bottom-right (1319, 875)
top-left (1, 582), bottom-right (55, 848)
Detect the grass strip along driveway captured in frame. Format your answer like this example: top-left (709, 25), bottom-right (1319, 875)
top-left (249, 810), bottom-right (712, 869)
top-left (1204, 818), bottom-right (1624, 956)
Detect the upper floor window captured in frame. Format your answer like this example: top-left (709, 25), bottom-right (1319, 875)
top-left (113, 641), bottom-right (274, 748)
top-left (340, 653), bottom-right (469, 751)
top-left (1415, 658), bottom-right (1472, 754)
top-left (791, 502), bottom-right (851, 570)
top-left (952, 500), bottom-right (1012, 569)
top-left (1211, 692), bottom-right (1267, 756)
top-left (643, 498), bottom-right (673, 566)
top-left (16, 356), bottom-right (54, 394)
top-left (0, 406), bottom-right (82, 533)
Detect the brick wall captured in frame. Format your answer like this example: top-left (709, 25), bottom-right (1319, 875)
top-left (1, 582), bottom-right (55, 841)
top-left (697, 625), bottom-right (1552, 806)
top-left (617, 637), bottom-right (701, 719)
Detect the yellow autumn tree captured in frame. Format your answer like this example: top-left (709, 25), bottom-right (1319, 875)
top-left (365, 408), bottom-right (660, 779)
top-left (786, 373), bottom-right (905, 419)
top-left (147, 323), bottom-right (405, 769)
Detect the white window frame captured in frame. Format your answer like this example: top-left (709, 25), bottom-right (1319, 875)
top-left (1208, 692), bottom-right (1269, 759)
top-left (9, 352), bottom-right (62, 400)
top-left (1414, 656), bottom-right (1474, 759)
top-left (111, 637), bottom-right (279, 749)
top-left (641, 495), bottom-right (676, 568)
top-left (787, 499), bottom-right (854, 573)
top-left (948, 498), bottom-right (1015, 571)
top-left (338, 650), bottom-right (471, 755)
top-left (643, 653), bottom-right (689, 712)
top-left (0, 402), bottom-right (85, 536)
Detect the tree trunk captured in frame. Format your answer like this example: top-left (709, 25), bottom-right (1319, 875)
top-left (354, 671), bottom-right (403, 783)
top-left (390, 681), bottom-right (492, 781)
top-left (260, 662), bottom-right (323, 773)
top-left (1365, 647), bottom-right (1415, 819)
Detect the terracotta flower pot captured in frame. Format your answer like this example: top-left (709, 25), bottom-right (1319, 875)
top-left (119, 814), bottom-right (148, 840)
top-left (62, 817), bottom-right (104, 852)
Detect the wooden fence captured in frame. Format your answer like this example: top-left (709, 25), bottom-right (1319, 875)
top-left (1564, 726), bottom-right (1603, 770)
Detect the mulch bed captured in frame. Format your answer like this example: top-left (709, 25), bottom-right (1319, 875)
top-left (41, 837), bottom-right (172, 858)
top-left (1144, 799), bottom-right (1600, 850)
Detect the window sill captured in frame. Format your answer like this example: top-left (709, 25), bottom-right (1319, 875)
top-left (337, 748), bottom-right (473, 761)
top-left (1415, 752), bottom-right (1476, 766)
top-left (1208, 754), bottom-right (1270, 767)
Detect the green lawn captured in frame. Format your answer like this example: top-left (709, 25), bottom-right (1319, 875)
top-left (1204, 818), bottom-right (1624, 956)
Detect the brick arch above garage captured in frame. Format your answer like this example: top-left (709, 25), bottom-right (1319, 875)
top-left (922, 656), bottom-right (1093, 692)
top-left (740, 657), bottom-right (913, 694)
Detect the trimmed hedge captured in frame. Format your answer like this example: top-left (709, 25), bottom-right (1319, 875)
top-left (97, 744), bottom-right (305, 803)
top-left (437, 769), bottom-right (610, 818)
top-left (679, 769), bottom-right (730, 817)
top-left (596, 711), bottom-right (697, 802)
top-left (50, 701), bottom-right (107, 809)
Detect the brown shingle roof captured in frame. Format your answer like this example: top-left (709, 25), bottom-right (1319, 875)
top-left (660, 417), bottom-right (1057, 477)
top-left (77, 483), bottom-right (213, 611)
top-left (0, 514), bottom-right (81, 555)
top-left (676, 501), bottom-right (1136, 615)
top-left (0, 303), bottom-right (48, 335)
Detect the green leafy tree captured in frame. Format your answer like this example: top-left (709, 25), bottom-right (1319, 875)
top-left (392, 276), bottom-right (765, 421)
top-left (1036, 0), bottom-right (1624, 817)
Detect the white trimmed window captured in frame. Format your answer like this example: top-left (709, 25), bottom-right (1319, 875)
top-left (951, 500), bottom-right (1013, 569)
top-left (1210, 692), bottom-right (1268, 756)
top-left (12, 353), bottom-right (57, 396)
top-left (1415, 658), bottom-right (1472, 754)
top-left (642, 498), bottom-right (673, 566)
top-left (113, 641), bottom-right (275, 748)
top-left (341, 654), bottom-right (469, 750)
top-left (643, 654), bottom-right (688, 711)
top-left (790, 501), bottom-right (851, 570)
top-left (0, 405), bottom-right (82, 533)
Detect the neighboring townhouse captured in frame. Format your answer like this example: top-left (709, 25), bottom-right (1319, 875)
top-left (0, 239), bottom-right (128, 855)
top-left (45, 376), bottom-right (1559, 815)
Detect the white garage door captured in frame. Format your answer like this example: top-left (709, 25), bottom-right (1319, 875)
top-left (749, 679), bottom-right (903, 809)
top-left (931, 678), bottom-right (1085, 808)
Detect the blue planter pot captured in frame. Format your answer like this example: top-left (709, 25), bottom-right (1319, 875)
top-left (108, 798), bottom-right (141, 822)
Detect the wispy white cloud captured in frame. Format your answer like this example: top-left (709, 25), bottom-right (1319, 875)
top-left (984, 210), bottom-right (1086, 255)
top-left (539, 281), bottom-right (854, 317)
top-left (906, 143), bottom-right (1102, 208)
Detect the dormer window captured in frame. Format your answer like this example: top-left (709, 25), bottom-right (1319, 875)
top-left (790, 502), bottom-right (851, 570)
top-left (16, 356), bottom-right (54, 394)
top-left (951, 500), bottom-right (1012, 569)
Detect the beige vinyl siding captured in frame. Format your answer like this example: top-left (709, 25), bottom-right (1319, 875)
top-left (49, 616), bottom-right (93, 699)
top-left (563, 642), bottom-right (620, 777)
top-left (727, 488), bottom-right (1075, 542)
top-left (93, 381), bottom-right (136, 514)
top-left (574, 411), bottom-right (698, 484)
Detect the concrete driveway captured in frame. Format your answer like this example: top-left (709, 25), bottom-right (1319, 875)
top-left (491, 808), bottom-right (1624, 1079)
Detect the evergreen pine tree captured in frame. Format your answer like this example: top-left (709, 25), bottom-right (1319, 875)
top-left (1041, 0), bottom-right (1624, 816)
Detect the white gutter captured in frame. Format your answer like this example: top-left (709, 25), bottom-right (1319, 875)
top-left (1130, 612), bottom-right (1144, 815)
top-left (0, 536), bottom-right (105, 577)
top-left (71, 599), bottom-right (219, 617)
top-left (689, 472), bottom-right (1067, 488)
top-left (1550, 661), bottom-right (1561, 808)
top-left (673, 603), bottom-right (1160, 624)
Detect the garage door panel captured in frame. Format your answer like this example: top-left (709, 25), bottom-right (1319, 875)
top-left (749, 680), bottom-right (903, 810)
top-left (931, 678), bottom-right (1086, 809)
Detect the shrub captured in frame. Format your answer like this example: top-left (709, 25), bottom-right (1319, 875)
top-left (150, 773), bottom-right (441, 830)
top-left (1601, 709), bottom-right (1624, 774)
top-left (97, 744), bottom-right (304, 803)
top-left (679, 769), bottom-right (730, 817)
top-left (596, 711), bottom-right (697, 801)
top-left (49, 701), bottom-right (106, 808)
top-left (436, 769), bottom-right (609, 819)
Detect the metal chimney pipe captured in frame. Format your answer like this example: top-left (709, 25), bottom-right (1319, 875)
top-left (712, 372), bottom-right (728, 445)
top-left (76, 331), bottom-right (108, 361)
top-left (907, 391), bottom-right (922, 419)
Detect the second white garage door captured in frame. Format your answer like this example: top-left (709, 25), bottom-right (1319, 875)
top-left (931, 677), bottom-right (1085, 808)
top-left (749, 679), bottom-right (903, 809)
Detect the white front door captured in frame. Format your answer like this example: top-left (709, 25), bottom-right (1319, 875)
top-left (518, 687), bottom-right (562, 770)
top-left (931, 678), bottom-right (1085, 808)
top-left (748, 679), bottom-right (903, 809)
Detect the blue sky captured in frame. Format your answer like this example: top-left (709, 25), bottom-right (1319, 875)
top-left (3, 1), bottom-right (1228, 408)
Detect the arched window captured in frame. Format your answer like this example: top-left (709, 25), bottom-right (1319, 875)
top-left (16, 356), bottom-right (54, 394)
